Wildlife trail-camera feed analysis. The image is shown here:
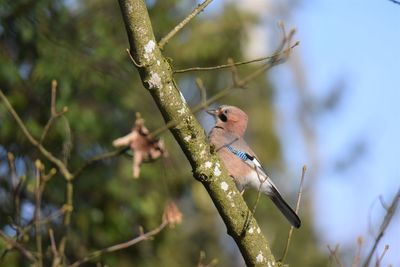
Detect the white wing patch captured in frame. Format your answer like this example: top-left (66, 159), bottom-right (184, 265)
top-left (249, 156), bottom-right (263, 170)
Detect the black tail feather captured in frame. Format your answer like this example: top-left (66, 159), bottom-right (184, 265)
top-left (269, 186), bottom-right (301, 228)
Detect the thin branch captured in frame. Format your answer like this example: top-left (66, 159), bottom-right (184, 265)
top-left (379, 195), bottom-right (389, 211)
top-left (49, 228), bottom-right (62, 267)
top-left (351, 237), bottom-right (364, 267)
top-left (375, 244), bottom-right (389, 267)
top-left (327, 244), bottom-right (344, 267)
top-left (0, 230), bottom-right (37, 263)
top-left (40, 80), bottom-right (68, 144)
top-left (34, 160), bottom-right (44, 267)
top-left (1, 89), bottom-right (75, 262)
top-left (367, 196), bottom-right (380, 237)
top-left (7, 152), bottom-right (18, 188)
top-left (279, 165), bottom-right (307, 263)
top-left (158, 0), bottom-right (213, 49)
top-left (58, 180), bottom-right (74, 260)
top-left (16, 205), bottom-right (67, 241)
top-left (48, 229), bottom-right (58, 255)
top-left (174, 42), bottom-right (299, 74)
top-left (195, 78), bottom-right (208, 109)
top-left (0, 89), bottom-right (73, 181)
top-left (126, 48), bottom-right (144, 68)
top-left (362, 187), bottom-right (400, 267)
top-left (61, 115), bottom-right (73, 165)
top-left (51, 80), bottom-right (57, 116)
top-left (7, 153), bottom-right (22, 238)
top-left (69, 221), bottom-right (168, 267)
top-left (73, 147), bottom-right (129, 178)
top-left (250, 165), bottom-right (268, 217)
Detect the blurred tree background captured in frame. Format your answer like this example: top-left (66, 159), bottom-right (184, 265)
top-left (0, 0), bottom-right (330, 266)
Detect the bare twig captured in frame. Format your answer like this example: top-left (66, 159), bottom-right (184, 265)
top-left (73, 147), bottom-right (129, 178)
top-left (174, 42), bottom-right (299, 74)
top-left (250, 165), bottom-right (268, 216)
top-left (158, 0), bottom-right (213, 49)
top-left (7, 153), bottom-right (23, 237)
top-left (195, 78), bottom-right (208, 109)
top-left (1, 154), bottom-right (26, 261)
top-left (40, 80), bottom-right (68, 144)
top-left (48, 229), bottom-right (58, 255)
top-left (352, 237), bottom-right (364, 267)
top-left (228, 58), bottom-right (244, 88)
top-left (49, 228), bottom-right (62, 267)
top-left (328, 244), bottom-right (344, 267)
top-left (58, 180), bottom-right (74, 260)
top-left (0, 89), bottom-right (73, 180)
top-left (362, 188), bottom-right (400, 267)
top-left (51, 80), bottom-right (57, 116)
top-left (379, 195), bottom-right (389, 211)
top-left (126, 48), bottom-right (144, 68)
top-left (367, 196), bottom-right (380, 237)
top-left (375, 244), bottom-right (389, 267)
top-left (15, 204), bottom-right (67, 243)
top-left (69, 221), bottom-right (168, 267)
top-left (7, 152), bottom-right (18, 188)
top-left (61, 115), bottom-right (73, 165)
top-left (279, 165), bottom-right (306, 263)
top-left (1, 88), bottom-right (75, 263)
top-left (0, 230), bottom-right (37, 263)
top-left (34, 160), bottom-right (44, 267)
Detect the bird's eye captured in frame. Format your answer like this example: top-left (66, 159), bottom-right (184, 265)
top-left (224, 109), bottom-right (228, 114)
top-left (218, 113), bottom-right (228, 122)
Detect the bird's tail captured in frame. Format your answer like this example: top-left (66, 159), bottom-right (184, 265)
top-left (268, 185), bottom-right (301, 228)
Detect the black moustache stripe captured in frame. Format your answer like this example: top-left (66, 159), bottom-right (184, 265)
top-left (218, 113), bottom-right (227, 122)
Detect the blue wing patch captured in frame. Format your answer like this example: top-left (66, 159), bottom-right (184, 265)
top-left (225, 145), bottom-right (269, 177)
top-left (226, 145), bottom-right (254, 161)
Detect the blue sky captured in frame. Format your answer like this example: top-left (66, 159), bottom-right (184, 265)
top-left (273, 0), bottom-right (400, 265)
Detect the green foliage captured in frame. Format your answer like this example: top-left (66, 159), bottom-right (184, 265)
top-left (0, 0), bottom-right (328, 266)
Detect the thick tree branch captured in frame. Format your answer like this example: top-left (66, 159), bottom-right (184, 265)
top-left (118, 0), bottom-right (278, 265)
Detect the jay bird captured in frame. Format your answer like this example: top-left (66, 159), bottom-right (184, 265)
top-left (208, 105), bottom-right (301, 228)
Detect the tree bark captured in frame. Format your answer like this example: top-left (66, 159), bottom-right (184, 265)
top-left (117, 0), bottom-right (276, 265)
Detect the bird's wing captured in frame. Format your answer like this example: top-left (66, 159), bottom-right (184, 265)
top-left (225, 137), bottom-right (270, 179)
top-left (226, 138), bottom-right (301, 228)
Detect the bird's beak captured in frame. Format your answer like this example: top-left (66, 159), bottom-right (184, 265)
top-left (206, 108), bottom-right (218, 116)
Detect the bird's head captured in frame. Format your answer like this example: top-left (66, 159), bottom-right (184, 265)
top-left (207, 105), bottom-right (248, 137)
